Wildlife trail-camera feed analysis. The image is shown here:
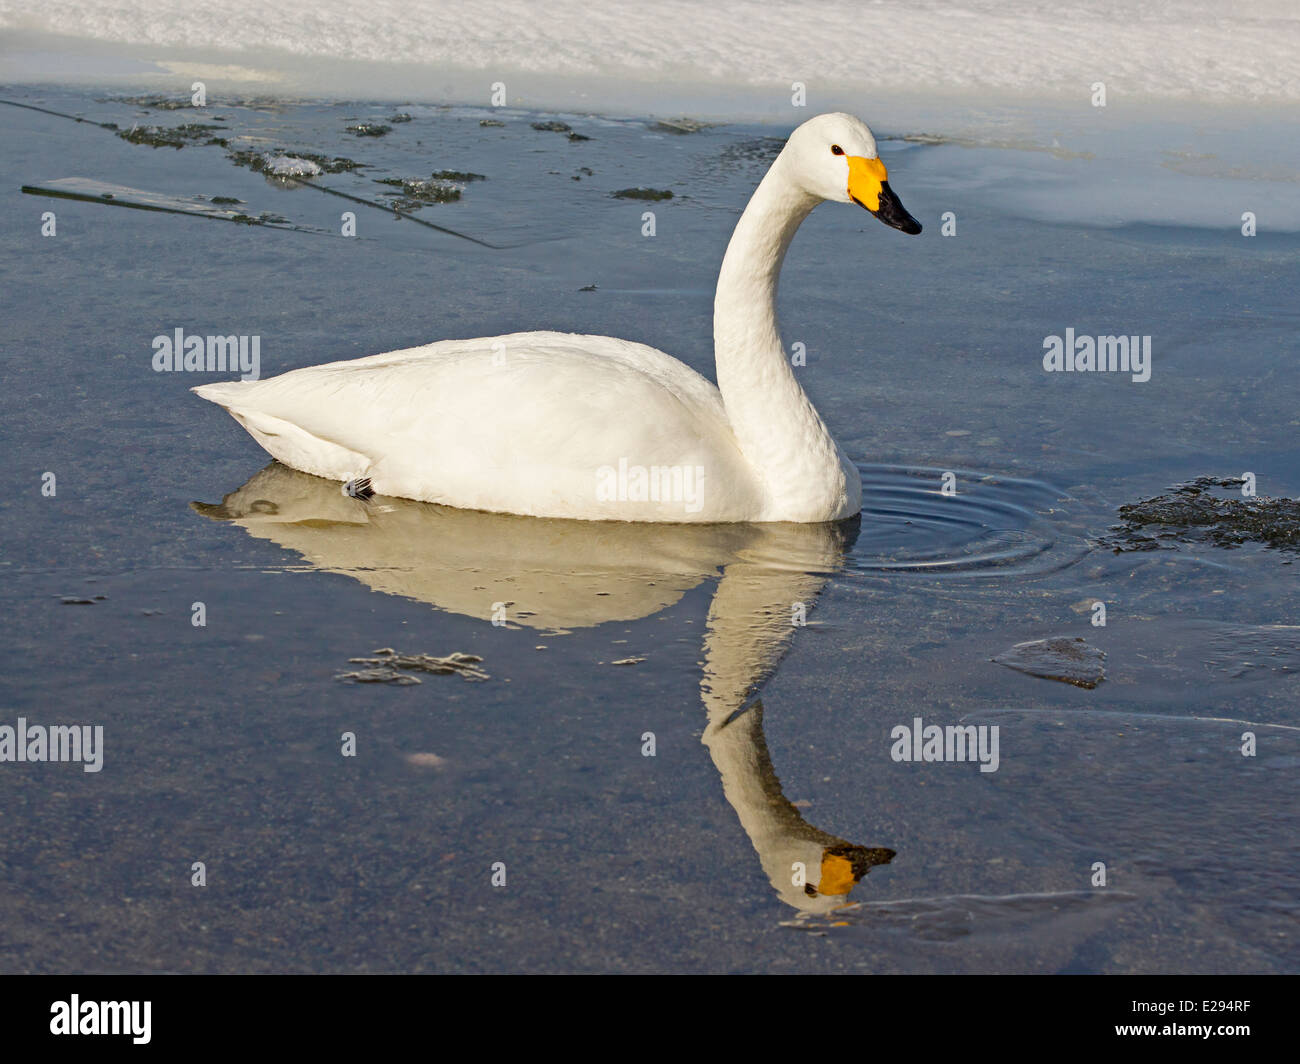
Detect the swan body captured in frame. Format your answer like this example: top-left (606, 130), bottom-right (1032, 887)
top-left (196, 332), bottom-right (761, 521)
top-left (195, 112), bottom-right (920, 523)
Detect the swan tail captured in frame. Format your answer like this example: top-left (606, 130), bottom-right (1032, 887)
top-left (192, 383), bottom-right (372, 483)
top-left (191, 381), bottom-right (247, 403)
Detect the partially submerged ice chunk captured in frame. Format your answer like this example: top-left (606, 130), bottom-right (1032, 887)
top-left (993, 636), bottom-right (1105, 688)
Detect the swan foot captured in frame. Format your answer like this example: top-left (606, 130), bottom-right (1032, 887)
top-left (343, 476), bottom-right (375, 500)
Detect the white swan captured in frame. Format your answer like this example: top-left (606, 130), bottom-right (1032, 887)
top-left (195, 112), bottom-right (921, 523)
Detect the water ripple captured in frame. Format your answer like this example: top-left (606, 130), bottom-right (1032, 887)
top-left (846, 463), bottom-right (1089, 578)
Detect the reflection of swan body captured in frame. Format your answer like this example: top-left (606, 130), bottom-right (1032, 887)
top-left (195, 113), bottom-right (920, 523)
top-left (196, 463), bottom-right (789, 630)
top-left (197, 465), bottom-right (894, 909)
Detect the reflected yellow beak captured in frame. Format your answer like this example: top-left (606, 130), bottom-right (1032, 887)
top-left (847, 155), bottom-right (889, 211)
top-left (818, 851), bottom-right (857, 895)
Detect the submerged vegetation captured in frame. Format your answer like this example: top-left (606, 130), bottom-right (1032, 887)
top-left (1102, 476), bottom-right (1300, 555)
top-left (430, 169), bottom-right (486, 182)
top-left (531, 120), bottom-right (590, 141)
top-left (117, 123), bottom-right (226, 148)
top-left (612, 187), bottom-right (673, 200)
top-left (374, 176), bottom-right (468, 208)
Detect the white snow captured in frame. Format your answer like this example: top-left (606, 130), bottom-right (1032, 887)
top-left (1, 0), bottom-right (1299, 114)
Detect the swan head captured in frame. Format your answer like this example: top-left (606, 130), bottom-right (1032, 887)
top-left (784, 112), bottom-right (922, 235)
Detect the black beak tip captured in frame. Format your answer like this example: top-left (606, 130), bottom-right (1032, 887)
top-left (867, 180), bottom-right (922, 235)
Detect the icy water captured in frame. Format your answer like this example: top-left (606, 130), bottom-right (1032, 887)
top-left (1, 89), bottom-right (1298, 973)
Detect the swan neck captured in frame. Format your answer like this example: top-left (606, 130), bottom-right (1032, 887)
top-left (714, 161), bottom-right (814, 323)
top-left (712, 159), bottom-right (852, 521)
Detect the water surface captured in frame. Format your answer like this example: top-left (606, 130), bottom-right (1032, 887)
top-left (1, 90), bottom-right (1297, 972)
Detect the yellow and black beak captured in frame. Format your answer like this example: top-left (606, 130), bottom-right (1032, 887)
top-left (847, 155), bottom-right (922, 235)
top-left (812, 843), bottom-right (896, 897)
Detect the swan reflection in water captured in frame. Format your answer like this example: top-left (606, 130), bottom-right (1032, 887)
top-left (195, 462), bottom-right (895, 912)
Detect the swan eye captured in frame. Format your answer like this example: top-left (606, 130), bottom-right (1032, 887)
top-left (830, 144), bottom-right (844, 156)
